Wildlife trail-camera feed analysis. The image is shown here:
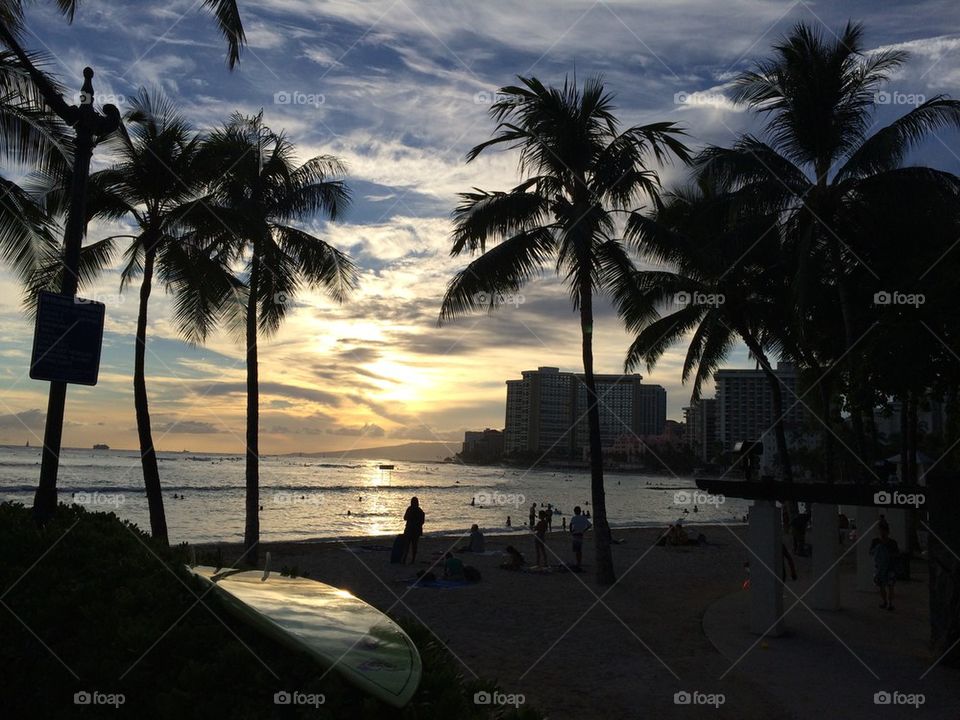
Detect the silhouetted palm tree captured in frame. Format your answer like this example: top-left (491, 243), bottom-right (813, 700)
top-left (623, 180), bottom-right (797, 483)
top-left (439, 76), bottom-right (690, 585)
top-left (0, 48), bottom-right (68, 286)
top-left (195, 113), bottom-right (355, 563)
top-left (697, 21), bottom-right (960, 473)
top-left (82, 89), bottom-right (239, 545)
top-left (0, 0), bottom-right (245, 68)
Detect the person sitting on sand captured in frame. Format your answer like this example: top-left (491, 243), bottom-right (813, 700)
top-left (444, 551), bottom-right (465, 580)
top-left (569, 506), bottom-right (591, 570)
top-left (402, 496), bottom-right (426, 565)
top-left (501, 545), bottom-right (525, 570)
top-left (468, 524), bottom-right (485, 553)
top-left (534, 511), bottom-right (549, 566)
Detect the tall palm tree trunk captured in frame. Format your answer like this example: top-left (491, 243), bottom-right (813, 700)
top-left (741, 333), bottom-right (795, 486)
top-left (580, 282), bottom-right (616, 585)
top-left (907, 391), bottom-right (918, 485)
top-left (833, 257), bottom-right (870, 480)
top-left (244, 250), bottom-right (260, 564)
top-left (819, 382), bottom-right (837, 483)
top-left (134, 245), bottom-right (168, 544)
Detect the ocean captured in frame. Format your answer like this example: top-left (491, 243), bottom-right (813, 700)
top-left (0, 446), bottom-right (747, 544)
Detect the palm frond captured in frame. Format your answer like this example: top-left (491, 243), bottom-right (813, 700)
top-left (439, 227), bottom-right (555, 324)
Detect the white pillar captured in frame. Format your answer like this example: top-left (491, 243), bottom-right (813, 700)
top-left (748, 500), bottom-right (784, 636)
top-left (810, 503), bottom-right (840, 610)
top-left (855, 505), bottom-right (880, 592)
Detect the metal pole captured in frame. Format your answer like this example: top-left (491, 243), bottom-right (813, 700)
top-left (31, 68), bottom-right (119, 521)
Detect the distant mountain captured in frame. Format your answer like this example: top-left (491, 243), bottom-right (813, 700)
top-left (294, 442), bottom-right (458, 462)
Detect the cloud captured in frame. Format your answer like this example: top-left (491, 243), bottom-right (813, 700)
top-left (326, 422), bottom-right (386, 437)
top-left (194, 381), bottom-right (343, 406)
top-left (0, 408), bottom-right (45, 431)
top-left (152, 420), bottom-right (224, 434)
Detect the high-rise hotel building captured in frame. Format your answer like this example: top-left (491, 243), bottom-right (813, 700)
top-left (714, 362), bottom-right (806, 453)
top-left (503, 367), bottom-right (666, 459)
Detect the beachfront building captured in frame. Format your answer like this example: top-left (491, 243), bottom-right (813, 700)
top-left (684, 397), bottom-right (719, 463)
top-left (714, 362), bottom-right (806, 454)
top-left (503, 366), bottom-right (667, 460)
top-left (459, 428), bottom-right (504, 463)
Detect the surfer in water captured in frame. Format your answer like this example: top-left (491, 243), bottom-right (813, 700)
top-left (402, 497), bottom-right (426, 565)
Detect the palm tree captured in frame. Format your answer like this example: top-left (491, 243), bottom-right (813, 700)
top-left (438, 76), bottom-right (690, 585)
top-left (82, 89), bottom-right (238, 545)
top-left (0, 48), bottom-right (68, 287)
top-left (622, 181), bottom-right (799, 484)
top-left (0, 0), bottom-right (245, 68)
top-left (697, 21), bottom-right (960, 475)
top-left (194, 113), bottom-right (355, 563)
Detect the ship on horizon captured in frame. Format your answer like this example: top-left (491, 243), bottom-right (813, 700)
top-left (92, 443), bottom-right (110, 451)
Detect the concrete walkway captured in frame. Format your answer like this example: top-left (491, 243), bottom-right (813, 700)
top-left (703, 552), bottom-right (959, 719)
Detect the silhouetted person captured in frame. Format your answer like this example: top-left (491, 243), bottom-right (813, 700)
top-left (402, 496), bottom-right (425, 564)
top-left (534, 511), bottom-right (548, 566)
top-left (871, 522), bottom-right (900, 610)
top-left (529, 502), bottom-right (536, 528)
top-left (569, 506), bottom-right (591, 570)
top-left (468, 524), bottom-right (485, 553)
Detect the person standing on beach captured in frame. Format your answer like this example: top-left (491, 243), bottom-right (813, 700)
top-left (534, 511), bottom-right (549, 566)
top-left (402, 497), bottom-right (425, 564)
top-left (529, 502), bottom-right (537, 529)
top-left (546, 504), bottom-right (554, 532)
top-left (870, 522), bottom-right (900, 610)
top-left (569, 506), bottom-right (592, 571)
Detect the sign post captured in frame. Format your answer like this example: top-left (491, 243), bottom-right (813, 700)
top-left (30, 292), bottom-right (105, 386)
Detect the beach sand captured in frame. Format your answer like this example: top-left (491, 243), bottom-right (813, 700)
top-left (199, 524), bottom-right (794, 719)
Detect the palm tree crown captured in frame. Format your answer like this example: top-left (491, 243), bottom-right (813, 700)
top-left (440, 75), bottom-right (690, 584)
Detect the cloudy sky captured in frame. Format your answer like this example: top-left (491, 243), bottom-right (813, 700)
top-left (1, 0), bottom-right (959, 453)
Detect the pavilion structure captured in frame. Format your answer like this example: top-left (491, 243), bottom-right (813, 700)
top-left (695, 478), bottom-right (928, 635)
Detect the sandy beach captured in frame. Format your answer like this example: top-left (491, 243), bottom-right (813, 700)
top-left (200, 524), bottom-right (795, 719)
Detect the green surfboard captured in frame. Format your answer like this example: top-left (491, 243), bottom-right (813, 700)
top-left (188, 565), bottom-right (421, 707)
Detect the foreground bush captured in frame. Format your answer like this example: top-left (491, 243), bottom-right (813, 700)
top-left (0, 502), bottom-right (541, 719)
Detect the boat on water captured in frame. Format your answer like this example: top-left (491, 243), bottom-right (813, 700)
top-left (92, 443), bottom-right (110, 450)
top-left (378, 464), bottom-right (395, 470)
